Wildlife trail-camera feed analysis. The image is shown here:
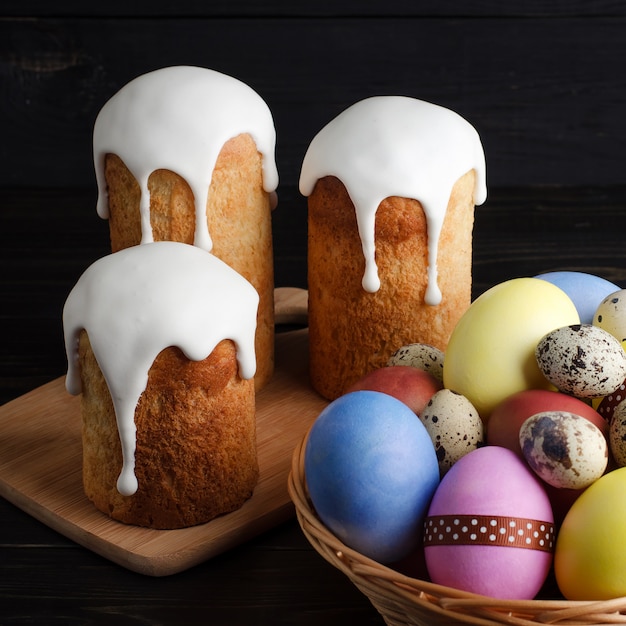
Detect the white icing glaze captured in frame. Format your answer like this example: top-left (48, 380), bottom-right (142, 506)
top-left (63, 241), bottom-right (259, 496)
top-left (93, 65), bottom-right (279, 250)
top-left (299, 96), bottom-right (487, 304)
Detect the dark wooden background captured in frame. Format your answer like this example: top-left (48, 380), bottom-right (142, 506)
top-left (2, 3), bottom-right (626, 623)
top-left (3, 2), bottom-right (626, 190)
top-left (2, 2), bottom-right (625, 266)
top-left (3, 0), bottom-right (626, 401)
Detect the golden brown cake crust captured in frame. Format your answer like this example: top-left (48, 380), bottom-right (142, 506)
top-left (104, 132), bottom-right (274, 390)
top-left (307, 171), bottom-right (476, 400)
top-left (79, 331), bottom-right (258, 529)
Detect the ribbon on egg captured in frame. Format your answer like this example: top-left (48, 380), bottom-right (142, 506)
top-left (424, 514), bottom-right (555, 553)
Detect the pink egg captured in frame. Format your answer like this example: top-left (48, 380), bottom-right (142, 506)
top-left (424, 446), bottom-right (554, 599)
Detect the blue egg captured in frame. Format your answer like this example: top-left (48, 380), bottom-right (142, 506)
top-left (535, 271), bottom-right (619, 324)
top-left (304, 390), bottom-right (440, 563)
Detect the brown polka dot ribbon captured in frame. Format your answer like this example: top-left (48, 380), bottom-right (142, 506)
top-left (424, 515), bottom-right (555, 553)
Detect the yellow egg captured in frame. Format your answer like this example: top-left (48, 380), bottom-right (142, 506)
top-left (443, 278), bottom-right (580, 419)
top-left (555, 467), bottom-right (626, 600)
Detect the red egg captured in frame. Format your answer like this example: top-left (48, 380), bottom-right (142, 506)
top-left (543, 483), bottom-right (584, 527)
top-left (345, 365), bottom-right (442, 416)
top-left (487, 389), bottom-right (607, 458)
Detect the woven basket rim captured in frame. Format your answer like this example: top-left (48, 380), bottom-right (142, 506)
top-left (287, 428), bottom-right (626, 626)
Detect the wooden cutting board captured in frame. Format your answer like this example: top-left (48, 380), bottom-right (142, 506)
top-left (0, 288), bottom-right (327, 576)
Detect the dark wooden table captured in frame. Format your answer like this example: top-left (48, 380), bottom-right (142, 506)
top-left (2, 185), bottom-right (626, 624)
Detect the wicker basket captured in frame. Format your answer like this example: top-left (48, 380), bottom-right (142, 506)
top-left (288, 430), bottom-right (626, 626)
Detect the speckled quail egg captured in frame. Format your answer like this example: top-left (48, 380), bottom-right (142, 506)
top-left (609, 399), bottom-right (626, 467)
top-left (387, 343), bottom-right (444, 382)
top-left (420, 388), bottom-right (485, 475)
top-left (519, 410), bottom-right (608, 490)
top-left (535, 324), bottom-right (626, 398)
top-left (594, 289), bottom-right (626, 346)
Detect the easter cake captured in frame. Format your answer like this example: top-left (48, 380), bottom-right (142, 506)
top-left (93, 66), bottom-right (278, 390)
top-left (300, 96), bottom-right (487, 400)
top-left (63, 241), bottom-right (260, 529)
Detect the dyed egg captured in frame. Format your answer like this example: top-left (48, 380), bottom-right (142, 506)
top-left (344, 365), bottom-right (442, 417)
top-left (424, 446), bottom-right (554, 599)
top-left (420, 389), bottom-right (484, 475)
top-left (535, 271), bottom-right (619, 325)
top-left (519, 411), bottom-right (608, 490)
top-left (594, 289), bottom-right (626, 344)
top-left (444, 278), bottom-right (580, 419)
top-left (609, 400), bottom-right (626, 466)
top-left (535, 324), bottom-right (626, 398)
top-left (304, 390), bottom-right (440, 563)
top-left (388, 343), bottom-right (445, 382)
top-left (555, 467), bottom-right (626, 600)
top-left (487, 389), bottom-right (607, 458)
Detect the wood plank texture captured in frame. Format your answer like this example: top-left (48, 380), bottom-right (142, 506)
top-left (1, 6), bottom-right (626, 191)
top-left (0, 326), bottom-right (327, 576)
top-left (3, 2), bottom-right (626, 17)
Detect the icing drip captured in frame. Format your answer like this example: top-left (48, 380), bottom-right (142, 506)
top-left (63, 241), bottom-right (259, 496)
top-left (93, 65), bottom-right (279, 250)
top-left (299, 96), bottom-right (487, 304)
